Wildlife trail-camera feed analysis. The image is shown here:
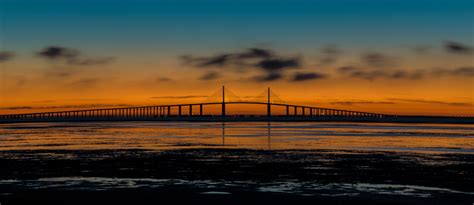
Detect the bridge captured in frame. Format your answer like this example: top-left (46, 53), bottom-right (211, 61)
top-left (0, 86), bottom-right (398, 123)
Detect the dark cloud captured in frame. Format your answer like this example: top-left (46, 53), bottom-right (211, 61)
top-left (291, 72), bottom-right (327, 82)
top-left (389, 70), bottom-right (424, 79)
top-left (151, 95), bottom-right (207, 99)
top-left (388, 98), bottom-right (472, 106)
top-left (350, 70), bottom-right (386, 80)
top-left (68, 78), bottom-right (100, 88)
top-left (157, 77), bottom-right (173, 82)
top-left (256, 58), bottom-right (300, 72)
top-left (361, 52), bottom-right (398, 68)
top-left (413, 46), bottom-right (433, 54)
top-left (0, 51), bottom-right (16, 62)
top-left (343, 68), bottom-right (425, 80)
top-left (37, 46), bottom-right (79, 59)
top-left (252, 72), bottom-right (282, 82)
top-left (236, 48), bottom-right (274, 59)
top-left (337, 66), bottom-right (359, 73)
top-left (330, 101), bottom-right (396, 106)
top-left (199, 71), bottom-right (220, 80)
top-left (181, 47), bottom-right (301, 82)
top-left (36, 46), bottom-right (114, 66)
top-left (181, 48), bottom-right (276, 69)
top-left (444, 41), bottom-right (473, 55)
top-left (432, 66), bottom-right (474, 77)
top-left (67, 57), bottom-right (115, 66)
top-left (317, 45), bottom-right (342, 66)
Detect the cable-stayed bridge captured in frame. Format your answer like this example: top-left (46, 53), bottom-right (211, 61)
top-left (1, 86), bottom-right (396, 122)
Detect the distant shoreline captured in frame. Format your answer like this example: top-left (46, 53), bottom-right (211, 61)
top-left (1, 116), bottom-right (473, 124)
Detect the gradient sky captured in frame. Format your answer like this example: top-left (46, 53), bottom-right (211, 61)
top-left (0, 0), bottom-right (473, 116)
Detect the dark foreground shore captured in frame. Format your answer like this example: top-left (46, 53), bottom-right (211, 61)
top-left (0, 148), bottom-right (473, 204)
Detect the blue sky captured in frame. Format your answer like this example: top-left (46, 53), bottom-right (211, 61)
top-left (2, 0), bottom-right (473, 54)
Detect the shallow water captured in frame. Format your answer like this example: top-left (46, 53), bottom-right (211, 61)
top-left (1, 122), bottom-right (473, 204)
top-left (0, 122), bottom-right (473, 153)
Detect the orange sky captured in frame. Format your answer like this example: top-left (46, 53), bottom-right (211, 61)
top-left (1, 50), bottom-right (473, 116)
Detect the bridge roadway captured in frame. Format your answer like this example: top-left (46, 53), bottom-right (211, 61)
top-left (0, 101), bottom-right (395, 122)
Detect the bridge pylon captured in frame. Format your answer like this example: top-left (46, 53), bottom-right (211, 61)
top-left (222, 85), bottom-right (225, 117)
top-left (267, 87), bottom-right (271, 117)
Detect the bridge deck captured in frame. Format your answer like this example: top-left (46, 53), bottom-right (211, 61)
top-left (0, 101), bottom-right (395, 122)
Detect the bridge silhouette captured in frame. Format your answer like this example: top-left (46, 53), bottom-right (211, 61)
top-left (0, 86), bottom-right (396, 122)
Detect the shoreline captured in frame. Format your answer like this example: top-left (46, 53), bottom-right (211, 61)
top-left (1, 148), bottom-right (473, 204)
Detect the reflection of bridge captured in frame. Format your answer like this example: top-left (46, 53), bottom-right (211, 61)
top-left (0, 87), bottom-right (395, 122)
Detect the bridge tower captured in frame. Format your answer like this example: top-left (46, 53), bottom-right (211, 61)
top-left (267, 87), bottom-right (271, 117)
top-left (222, 85), bottom-right (226, 117)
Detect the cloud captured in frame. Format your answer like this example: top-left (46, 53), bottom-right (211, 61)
top-left (36, 46), bottom-right (114, 66)
top-left (432, 66), bottom-right (474, 77)
top-left (37, 46), bottom-right (79, 59)
top-left (67, 57), bottom-right (115, 66)
top-left (350, 70), bottom-right (387, 80)
top-left (291, 72), bottom-right (327, 82)
top-left (330, 101), bottom-right (396, 106)
top-left (388, 70), bottom-right (424, 79)
top-left (337, 66), bottom-right (359, 73)
top-left (317, 45), bottom-right (342, 66)
top-left (199, 71), bottom-right (220, 80)
top-left (181, 47), bottom-right (301, 81)
top-left (252, 72), bottom-right (282, 82)
top-left (388, 98), bottom-right (472, 106)
top-left (444, 41), bottom-right (473, 55)
top-left (341, 67), bottom-right (425, 81)
top-left (157, 77), bottom-right (173, 82)
top-left (151, 95), bottom-right (208, 99)
top-left (413, 46), bottom-right (433, 54)
top-left (181, 47), bottom-right (276, 68)
top-left (0, 51), bottom-right (16, 62)
top-left (68, 78), bottom-right (100, 88)
top-left (255, 58), bottom-right (300, 72)
top-left (361, 52), bottom-right (398, 68)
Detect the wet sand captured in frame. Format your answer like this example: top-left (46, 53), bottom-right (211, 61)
top-left (0, 148), bottom-right (473, 204)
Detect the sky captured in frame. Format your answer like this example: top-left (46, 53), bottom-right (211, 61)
top-left (0, 0), bottom-right (473, 116)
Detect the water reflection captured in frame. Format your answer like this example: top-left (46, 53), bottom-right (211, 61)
top-left (221, 122), bottom-right (271, 150)
top-left (0, 122), bottom-right (473, 153)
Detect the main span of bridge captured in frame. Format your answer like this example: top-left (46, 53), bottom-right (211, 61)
top-left (0, 86), bottom-right (395, 122)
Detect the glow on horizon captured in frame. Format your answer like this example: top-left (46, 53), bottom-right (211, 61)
top-left (0, 0), bottom-right (473, 116)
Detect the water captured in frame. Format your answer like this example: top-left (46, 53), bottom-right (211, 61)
top-left (0, 122), bottom-right (473, 153)
top-left (0, 122), bottom-right (473, 204)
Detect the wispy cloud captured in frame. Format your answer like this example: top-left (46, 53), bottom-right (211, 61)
top-left (361, 52), bottom-right (398, 68)
top-left (444, 41), bottom-right (473, 55)
top-left (316, 45), bottom-right (342, 66)
top-left (151, 95), bottom-right (208, 99)
top-left (0, 51), bottom-right (15, 62)
top-left (157, 77), bottom-right (173, 82)
top-left (181, 47), bottom-right (301, 82)
top-left (387, 98), bottom-right (472, 106)
top-left (291, 72), bottom-right (327, 82)
top-left (330, 101), bottom-right (396, 106)
top-left (36, 46), bottom-right (115, 66)
top-left (199, 71), bottom-right (220, 80)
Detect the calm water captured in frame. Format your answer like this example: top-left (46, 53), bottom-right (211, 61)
top-left (1, 122), bottom-right (473, 204)
top-left (0, 122), bottom-right (473, 153)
